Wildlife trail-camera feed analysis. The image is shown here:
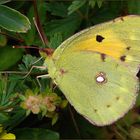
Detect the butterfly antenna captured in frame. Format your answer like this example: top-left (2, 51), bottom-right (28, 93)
top-left (13, 45), bottom-right (40, 50)
top-left (13, 46), bottom-right (54, 56)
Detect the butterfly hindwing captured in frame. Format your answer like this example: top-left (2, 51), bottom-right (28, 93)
top-left (50, 52), bottom-right (138, 126)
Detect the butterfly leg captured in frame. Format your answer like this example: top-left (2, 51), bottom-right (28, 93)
top-left (23, 56), bottom-right (46, 78)
top-left (32, 56), bottom-right (44, 65)
top-left (36, 74), bottom-right (50, 89)
top-left (23, 65), bottom-right (47, 78)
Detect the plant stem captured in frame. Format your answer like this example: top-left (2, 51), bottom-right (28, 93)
top-left (68, 105), bottom-right (81, 138)
top-left (116, 124), bottom-right (130, 138)
top-left (33, 0), bottom-right (49, 46)
top-left (0, 71), bottom-right (47, 75)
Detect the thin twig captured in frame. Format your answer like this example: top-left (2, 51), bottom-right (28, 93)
top-left (0, 71), bottom-right (47, 75)
top-left (116, 123), bottom-right (130, 138)
top-left (68, 105), bottom-right (81, 138)
top-left (33, 0), bottom-right (49, 46)
top-left (112, 125), bottom-right (126, 140)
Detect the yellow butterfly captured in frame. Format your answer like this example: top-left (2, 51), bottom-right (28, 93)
top-left (43, 15), bottom-right (140, 126)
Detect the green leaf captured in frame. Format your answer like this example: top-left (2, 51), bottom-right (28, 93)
top-left (6, 108), bottom-right (26, 130)
top-left (52, 113), bottom-right (59, 125)
top-left (49, 33), bottom-right (63, 49)
top-left (45, 14), bottom-right (82, 40)
top-left (91, 1), bottom-right (122, 25)
top-left (21, 5), bottom-right (36, 45)
top-left (14, 128), bottom-right (59, 140)
top-left (97, 0), bottom-right (104, 8)
top-left (37, 1), bottom-right (48, 25)
top-left (0, 46), bottom-right (23, 70)
top-left (0, 113), bottom-right (9, 124)
top-left (7, 1), bottom-right (25, 10)
top-left (18, 54), bottom-right (43, 72)
top-left (0, 74), bottom-right (20, 110)
top-left (46, 2), bottom-right (68, 17)
top-left (128, 0), bottom-right (140, 14)
top-left (0, 34), bottom-right (7, 47)
top-left (68, 0), bottom-right (86, 15)
top-left (0, 5), bottom-right (31, 32)
top-left (0, 0), bottom-right (11, 5)
top-left (136, 93), bottom-right (140, 107)
top-left (88, 0), bottom-right (96, 8)
top-left (130, 125), bottom-right (140, 140)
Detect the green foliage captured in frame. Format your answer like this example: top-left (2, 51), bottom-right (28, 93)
top-left (0, 5), bottom-right (30, 33)
top-left (0, 0), bottom-right (11, 5)
top-left (88, 0), bottom-right (96, 8)
top-left (130, 125), bottom-right (140, 139)
top-left (68, 0), bottom-right (87, 15)
top-left (128, 0), bottom-right (140, 14)
top-left (0, 113), bottom-right (9, 124)
top-left (45, 14), bottom-right (81, 40)
top-left (46, 2), bottom-right (68, 17)
top-left (49, 33), bottom-right (63, 49)
top-left (0, 0), bottom-right (140, 139)
top-left (96, 0), bottom-right (104, 8)
top-left (68, 0), bottom-right (104, 15)
top-left (0, 75), bottom-right (17, 108)
top-left (0, 34), bottom-right (7, 47)
top-left (18, 54), bottom-right (43, 71)
top-left (14, 128), bottom-right (59, 140)
top-left (0, 47), bottom-right (23, 70)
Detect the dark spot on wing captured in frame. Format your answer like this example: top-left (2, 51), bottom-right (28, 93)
top-left (60, 68), bottom-right (67, 75)
top-left (116, 96), bottom-right (120, 101)
top-left (126, 47), bottom-right (131, 50)
top-left (107, 105), bottom-right (111, 108)
top-left (100, 53), bottom-right (106, 62)
top-left (96, 35), bottom-right (105, 42)
top-left (136, 69), bottom-right (140, 79)
top-left (120, 55), bottom-right (126, 61)
top-left (94, 109), bottom-right (98, 112)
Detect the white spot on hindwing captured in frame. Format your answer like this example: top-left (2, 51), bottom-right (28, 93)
top-left (95, 72), bottom-right (107, 84)
top-left (96, 76), bottom-right (105, 83)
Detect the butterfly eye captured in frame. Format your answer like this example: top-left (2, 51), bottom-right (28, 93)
top-left (95, 72), bottom-right (107, 84)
